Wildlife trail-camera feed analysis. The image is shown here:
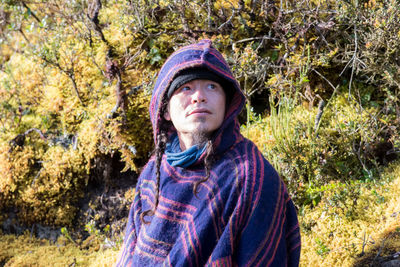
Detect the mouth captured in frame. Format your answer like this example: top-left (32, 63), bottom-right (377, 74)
top-left (187, 108), bottom-right (211, 117)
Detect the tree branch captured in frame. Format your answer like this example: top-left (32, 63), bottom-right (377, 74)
top-left (9, 128), bottom-right (47, 151)
top-left (21, 1), bottom-right (41, 23)
top-left (87, 0), bottom-right (127, 118)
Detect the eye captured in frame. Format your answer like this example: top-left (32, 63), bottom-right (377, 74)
top-left (179, 85), bottom-right (191, 92)
top-left (207, 83), bottom-right (217, 90)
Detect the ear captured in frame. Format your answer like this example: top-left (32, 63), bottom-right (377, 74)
top-left (163, 107), bottom-right (171, 121)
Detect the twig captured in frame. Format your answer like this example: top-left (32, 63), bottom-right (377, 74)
top-left (314, 99), bottom-right (325, 133)
top-left (31, 167), bottom-right (43, 186)
top-left (358, 230), bottom-right (371, 257)
top-left (371, 232), bottom-right (395, 266)
top-left (8, 128), bottom-right (47, 151)
top-left (207, 0), bottom-right (212, 30)
top-left (339, 24), bottom-right (359, 99)
top-left (312, 69), bottom-right (336, 92)
top-left (232, 36), bottom-right (280, 51)
top-left (312, 68), bottom-right (340, 135)
top-left (40, 56), bottom-right (83, 105)
top-left (87, 0), bottom-right (127, 118)
top-left (348, 24), bottom-right (358, 98)
top-left (18, 28), bottom-right (30, 44)
top-left (218, 9), bottom-right (236, 31)
top-left (67, 70), bottom-right (84, 105)
top-left (87, 0), bottom-right (107, 44)
top-left (23, 128), bottom-right (47, 139)
top-left (177, 2), bottom-right (192, 37)
top-left (21, 2), bottom-right (41, 23)
top-left (352, 140), bottom-right (371, 177)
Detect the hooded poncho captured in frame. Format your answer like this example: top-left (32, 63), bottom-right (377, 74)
top-left (116, 40), bottom-right (301, 266)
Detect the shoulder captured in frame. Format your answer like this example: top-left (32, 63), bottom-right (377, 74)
top-left (223, 137), bottom-right (278, 176)
top-left (136, 156), bottom-right (157, 186)
top-left (233, 137), bottom-right (288, 200)
top-left (217, 137), bottom-right (284, 195)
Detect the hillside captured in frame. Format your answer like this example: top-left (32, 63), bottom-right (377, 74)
top-left (0, 0), bottom-right (399, 266)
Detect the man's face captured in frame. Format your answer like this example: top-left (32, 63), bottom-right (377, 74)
top-left (164, 79), bottom-right (226, 141)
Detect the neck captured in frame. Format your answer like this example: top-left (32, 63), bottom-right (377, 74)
top-left (177, 131), bottom-right (209, 151)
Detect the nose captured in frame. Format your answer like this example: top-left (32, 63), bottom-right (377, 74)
top-left (191, 88), bottom-right (207, 103)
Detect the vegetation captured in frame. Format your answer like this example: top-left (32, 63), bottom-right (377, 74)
top-left (0, 0), bottom-right (399, 266)
top-left (0, 231), bottom-right (120, 266)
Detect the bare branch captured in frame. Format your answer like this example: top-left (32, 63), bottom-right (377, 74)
top-left (9, 128), bottom-right (47, 151)
top-left (67, 70), bottom-right (84, 105)
top-left (87, 0), bottom-right (107, 44)
top-left (232, 36), bottom-right (280, 50)
top-left (40, 55), bottom-right (83, 105)
top-left (86, 0), bottom-right (127, 118)
top-left (21, 1), bottom-right (41, 23)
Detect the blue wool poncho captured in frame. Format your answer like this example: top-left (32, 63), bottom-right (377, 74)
top-left (116, 39), bottom-right (301, 266)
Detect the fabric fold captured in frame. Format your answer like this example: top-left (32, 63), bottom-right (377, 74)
top-left (165, 134), bottom-right (207, 168)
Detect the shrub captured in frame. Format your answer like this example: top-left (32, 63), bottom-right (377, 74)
top-left (243, 89), bottom-right (398, 206)
top-left (299, 160), bottom-right (400, 266)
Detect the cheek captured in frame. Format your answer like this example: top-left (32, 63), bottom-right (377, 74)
top-left (169, 99), bottom-right (185, 120)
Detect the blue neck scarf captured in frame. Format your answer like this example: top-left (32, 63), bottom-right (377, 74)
top-left (165, 134), bottom-right (206, 168)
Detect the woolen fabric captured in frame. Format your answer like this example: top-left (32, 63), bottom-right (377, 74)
top-left (116, 39), bottom-right (301, 267)
top-left (166, 68), bottom-right (228, 99)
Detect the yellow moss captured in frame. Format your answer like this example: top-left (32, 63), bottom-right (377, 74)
top-left (77, 118), bottom-right (102, 171)
top-left (99, 2), bottom-right (130, 25)
top-left (103, 24), bottom-right (135, 54)
top-left (214, 0), bottom-right (240, 10)
top-left (10, 145), bottom-right (89, 226)
top-left (0, 233), bottom-right (120, 267)
top-left (352, 164), bottom-right (400, 265)
top-left (300, 161), bottom-right (400, 266)
top-left (7, 54), bottom-right (43, 105)
top-left (124, 188), bottom-right (136, 203)
top-left (41, 82), bottom-right (65, 113)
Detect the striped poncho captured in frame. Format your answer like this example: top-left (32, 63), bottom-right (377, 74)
top-left (116, 40), bottom-right (301, 266)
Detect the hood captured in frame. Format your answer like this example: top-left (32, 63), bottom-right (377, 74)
top-left (150, 39), bottom-right (245, 147)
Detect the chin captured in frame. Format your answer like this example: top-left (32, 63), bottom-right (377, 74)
top-left (186, 125), bottom-right (213, 135)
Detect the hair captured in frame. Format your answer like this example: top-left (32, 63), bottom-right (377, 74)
top-left (140, 95), bottom-right (215, 224)
top-left (193, 139), bottom-right (214, 195)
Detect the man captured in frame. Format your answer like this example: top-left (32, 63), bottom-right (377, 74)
top-left (117, 39), bottom-right (301, 266)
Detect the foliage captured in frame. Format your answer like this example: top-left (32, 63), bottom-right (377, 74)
top-left (0, 0), bottom-right (153, 226)
top-left (300, 161), bottom-right (400, 266)
top-left (242, 88), bottom-right (397, 206)
top-left (1, 162), bottom-right (399, 267)
top-left (0, 0), bottom-right (399, 266)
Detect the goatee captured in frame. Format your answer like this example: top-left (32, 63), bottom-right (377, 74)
top-left (191, 130), bottom-right (210, 147)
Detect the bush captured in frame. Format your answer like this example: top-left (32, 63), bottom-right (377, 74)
top-left (299, 160), bottom-right (400, 266)
top-left (243, 88), bottom-right (398, 206)
top-left (0, 0), bottom-right (399, 246)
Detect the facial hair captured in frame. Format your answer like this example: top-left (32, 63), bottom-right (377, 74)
top-left (190, 130), bottom-right (210, 147)
top-left (184, 116), bottom-right (211, 146)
